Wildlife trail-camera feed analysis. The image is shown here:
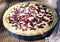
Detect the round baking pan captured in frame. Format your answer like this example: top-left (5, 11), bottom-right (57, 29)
top-left (3, 1), bottom-right (58, 40)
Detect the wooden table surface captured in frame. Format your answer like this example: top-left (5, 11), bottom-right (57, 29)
top-left (0, 1), bottom-right (45, 42)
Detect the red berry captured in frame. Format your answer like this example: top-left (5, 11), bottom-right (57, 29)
top-left (23, 24), bottom-right (26, 26)
top-left (16, 14), bottom-right (19, 16)
top-left (46, 20), bottom-right (49, 22)
top-left (25, 16), bottom-right (29, 19)
top-left (15, 28), bottom-right (17, 30)
top-left (29, 27), bottom-right (32, 28)
top-left (31, 19), bottom-right (34, 22)
top-left (43, 14), bottom-right (46, 16)
top-left (37, 22), bottom-right (40, 24)
top-left (39, 14), bottom-right (42, 16)
top-left (35, 4), bottom-right (39, 6)
top-left (40, 18), bottom-right (43, 21)
top-left (33, 28), bottom-right (36, 30)
top-left (22, 29), bottom-right (27, 31)
top-left (29, 5), bottom-right (33, 9)
top-left (11, 21), bottom-right (14, 24)
top-left (16, 18), bottom-right (19, 20)
top-left (40, 26), bottom-right (44, 28)
top-left (36, 16), bottom-right (39, 18)
top-left (30, 14), bottom-right (33, 17)
top-left (38, 25), bottom-right (44, 28)
top-left (21, 16), bottom-right (25, 18)
top-left (24, 29), bottom-right (27, 31)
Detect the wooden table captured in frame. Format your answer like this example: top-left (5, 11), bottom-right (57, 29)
top-left (0, 1), bottom-right (45, 42)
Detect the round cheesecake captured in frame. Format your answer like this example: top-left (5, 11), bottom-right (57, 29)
top-left (3, 1), bottom-right (57, 36)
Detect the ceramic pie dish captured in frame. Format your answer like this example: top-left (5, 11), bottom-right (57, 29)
top-left (3, 1), bottom-right (58, 40)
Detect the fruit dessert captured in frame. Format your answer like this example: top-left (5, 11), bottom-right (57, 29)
top-left (3, 2), bottom-right (57, 36)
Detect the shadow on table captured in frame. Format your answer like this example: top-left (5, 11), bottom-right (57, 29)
top-left (0, 21), bottom-right (6, 34)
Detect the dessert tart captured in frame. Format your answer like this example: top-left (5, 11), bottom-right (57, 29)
top-left (3, 1), bottom-right (58, 39)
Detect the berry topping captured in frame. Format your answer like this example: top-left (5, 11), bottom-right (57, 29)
top-left (8, 3), bottom-right (53, 31)
top-left (42, 23), bottom-right (46, 25)
top-left (38, 25), bottom-right (44, 28)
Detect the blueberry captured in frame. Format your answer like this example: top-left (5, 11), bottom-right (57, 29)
top-left (48, 20), bottom-right (53, 26)
top-left (38, 24), bottom-right (44, 28)
top-left (50, 18), bottom-right (53, 20)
